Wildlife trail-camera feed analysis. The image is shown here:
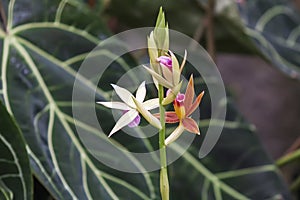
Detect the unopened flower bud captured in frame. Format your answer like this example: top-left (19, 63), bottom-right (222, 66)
top-left (157, 56), bottom-right (172, 70)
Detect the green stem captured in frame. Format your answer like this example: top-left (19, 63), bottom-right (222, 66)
top-left (158, 84), bottom-right (169, 200)
top-left (276, 149), bottom-right (300, 167)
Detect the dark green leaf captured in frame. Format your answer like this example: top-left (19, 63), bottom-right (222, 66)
top-left (0, 0), bottom-right (156, 199)
top-left (0, 179), bottom-right (13, 200)
top-left (0, 101), bottom-right (32, 200)
top-left (238, 0), bottom-right (300, 79)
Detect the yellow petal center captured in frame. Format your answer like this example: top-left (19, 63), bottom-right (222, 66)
top-left (174, 93), bottom-right (185, 120)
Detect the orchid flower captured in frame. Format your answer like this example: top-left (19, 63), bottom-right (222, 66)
top-left (97, 81), bottom-right (161, 137)
top-left (144, 51), bottom-right (186, 88)
top-left (144, 50), bottom-right (187, 105)
top-left (155, 75), bottom-right (204, 145)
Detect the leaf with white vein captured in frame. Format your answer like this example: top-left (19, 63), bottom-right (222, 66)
top-left (0, 0), bottom-right (157, 199)
top-left (0, 101), bottom-right (32, 200)
top-left (238, 0), bottom-right (300, 79)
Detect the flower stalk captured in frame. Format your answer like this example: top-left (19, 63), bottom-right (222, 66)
top-left (98, 7), bottom-right (204, 200)
top-left (158, 83), bottom-right (169, 200)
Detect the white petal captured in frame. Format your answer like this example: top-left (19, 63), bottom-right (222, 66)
top-left (108, 109), bottom-right (138, 137)
top-left (136, 81), bottom-right (146, 102)
top-left (148, 33), bottom-right (159, 69)
top-left (169, 51), bottom-right (180, 85)
top-left (143, 65), bottom-right (173, 89)
top-left (142, 98), bottom-right (159, 110)
top-left (111, 84), bottom-right (135, 108)
top-left (132, 97), bottom-right (162, 130)
top-left (165, 124), bottom-right (185, 146)
top-left (97, 101), bottom-right (131, 110)
top-left (180, 50), bottom-right (187, 72)
top-left (152, 76), bottom-right (159, 90)
top-left (161, 81), bottom-right (182, 106)
top-left (161, 64), bottom-right (173, 83)
top-left (142, 109), bottom-right (162, 130)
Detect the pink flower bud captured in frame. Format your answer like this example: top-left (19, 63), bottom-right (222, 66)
top-left (156, 56), bottom-right (172, 70)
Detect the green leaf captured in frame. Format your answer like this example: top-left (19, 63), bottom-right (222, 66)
top-left (0, 0), bottom-right (155, 199)
top-left (0, 101), bottom-right (32, 200)
top-left (0, 179), bottom-right (13, 200)
top-left (237, 0), bottom-right (300, 79)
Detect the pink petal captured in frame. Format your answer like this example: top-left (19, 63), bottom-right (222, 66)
top-left (184, 75), bottom-right (195, 112)
top-left (182, 117), bottom-right (200, 134)
top-left (165, 112), bottom-right (180, 123)
top-left (153, 112), bottom-right (180, 123)
top-left (186, 91), bottom-right (204, 117)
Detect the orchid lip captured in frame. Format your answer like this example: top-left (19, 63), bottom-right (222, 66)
top-left (174, 93), bottom-right (185, 119)
top-left (175, 93), bottom-right (185, 103)
top-left (123, 110), bottom-right (141, 127)
top-left (156, 56), bottom-right (172, 69)
top-left (128, 114), bottom-right (141, 127)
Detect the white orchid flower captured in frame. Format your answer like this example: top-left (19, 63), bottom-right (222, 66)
top-left (97, 81), bottom-right (161, 137)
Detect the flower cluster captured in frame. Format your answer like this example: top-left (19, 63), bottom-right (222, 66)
top-left (97, 8), bottom-right (204, 146)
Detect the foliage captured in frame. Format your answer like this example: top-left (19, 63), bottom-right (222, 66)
top-left (0, 101), bottom-right (32, 200)
top-left (238, 0), bottom-right (300, 79)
